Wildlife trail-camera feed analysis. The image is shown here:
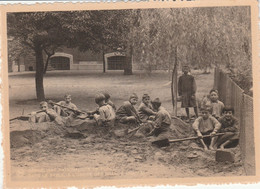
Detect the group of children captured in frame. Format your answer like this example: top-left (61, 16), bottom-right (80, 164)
top-left (29, 92), bottom-right (171, 138)
top-left (178, 65), bottom-right (239, 151)
top-left (28, 65), bottom-right (239, 151)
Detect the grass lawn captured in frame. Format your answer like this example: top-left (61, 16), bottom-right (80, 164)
top-left (8, 69), bottom-right (214, 118)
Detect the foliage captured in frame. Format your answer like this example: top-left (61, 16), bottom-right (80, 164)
top-left (7, 7), bottom-right (252, 98)
top-left (130, 7), bottom-right (252, 91)
top-left (132, 7), bottom-right (251, 72)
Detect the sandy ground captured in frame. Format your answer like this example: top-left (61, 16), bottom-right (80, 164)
top-left (8, 70), bottom-right (245, 181)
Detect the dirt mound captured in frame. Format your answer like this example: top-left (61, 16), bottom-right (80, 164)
top-left (9, 117), bottom-right (196, 149)
top-left (169, 118), bottom-right (195, 139)
top-left (10, 121), bottom-right (67, 148)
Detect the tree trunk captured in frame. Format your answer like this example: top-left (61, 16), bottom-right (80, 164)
top-left (43, 54), bottom-right (51, 74)
top-left (171, 46), bottom-right (178, 116)
top-left (124, 45), bottom-right (133, 75)
top-left (17, 58), bottom-right (20, 72)
top-left (35, 44), bottom-right (45, 101)
top-left (102, 47), bottom-right (106, 73)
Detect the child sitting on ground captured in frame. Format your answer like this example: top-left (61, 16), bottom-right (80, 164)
top-left (138, 94), bottom-right (157, 122)
top-left (54, 94), bottom-right (78, 117)
top-left (192, 107), bottom-right (221, 151)
top-left (102, 91), bottom-right (116, 111)
top-left (214, 107), bottom-right (239, 149)
top-left (147, 98), bottom-right (171, 137)
top-left (116, 93), bottom-right (141, 124)
top-left (93, 93), bottom-right (116, 127)
top-left (201, 89), bottom-right (224, 120)
top-left (178, 65), bottom-right (198, 121)
top-left (29, 101), bottom-right (64, 125)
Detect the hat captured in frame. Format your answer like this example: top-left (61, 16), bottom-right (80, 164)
top-left (129, 93), bottom-right (138, 100)
top-left (151, 98), bottom-right (161, 107)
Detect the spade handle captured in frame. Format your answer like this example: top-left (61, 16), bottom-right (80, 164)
top-left (168, 133), bottom-right (225, 143)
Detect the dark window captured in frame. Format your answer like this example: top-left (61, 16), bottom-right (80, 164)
top-left (50, 56), bottom-right (70, 70)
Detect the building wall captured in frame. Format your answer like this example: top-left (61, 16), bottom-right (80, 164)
top-left (58, 47), bottom-right (103, 64)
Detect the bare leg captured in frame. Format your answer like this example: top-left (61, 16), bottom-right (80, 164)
top-left (54, 106), bottom-right (61, 116)
top-left (219, 140), bottom-right (232, 149)
top-left (29, 115), bottom-right (37, 123)
top-left (194, 107), bottom-right (199, 117)
top-left (199, 139), bottom-right (208, 151)
top-left (209, 136), bottom-right (218, 150)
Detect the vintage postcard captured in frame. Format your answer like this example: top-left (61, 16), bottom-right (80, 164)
top-left (0, 0), bottom-right (259, 188)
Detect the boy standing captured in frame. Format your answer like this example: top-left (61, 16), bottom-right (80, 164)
top-left (192, 107), bottom-right (221, 150)
top-left (178, 65), bottom-right (198, 121)
top-left (54, 94), bottom-right (78, 117)
top-left (93, 93), bottom-right (116, 127)
top-left (116, 93), bottom-right (141, 124)
top-left (138, 94), bottom-right (157, 122)
top-left (215, 107), bottom-right (239, 149)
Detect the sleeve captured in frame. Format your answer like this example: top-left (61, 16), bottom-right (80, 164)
top-left (178, 76), bottom-right (182, 96)
top-left (192, 76), bottom-right (197, 94)
top-left (192, 118), bottom-right (201, 132)
top-left (140, 104), bottom-right (156, 115)
top-left (123, 102), bottom-right (133, 116)
top-left (226, 117), bottom-right (239, 132)
top-left (46, 109), bottom-right (58, 119)
top-left (71, 103), bottom-right (77, 110)
top-left (211, 117), bottom-right (221, 133)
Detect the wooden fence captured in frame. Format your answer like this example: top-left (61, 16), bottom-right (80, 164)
top-left (214, 68), bottom-right (255, 175)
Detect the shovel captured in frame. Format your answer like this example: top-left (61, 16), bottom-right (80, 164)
top-left (152, 133), bottom-right (225, 147)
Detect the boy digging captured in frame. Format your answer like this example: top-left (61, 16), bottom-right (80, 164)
top-left (178, 65), bottom-right (198, 121)
top-left (192, 107), bottom-right (221, 151)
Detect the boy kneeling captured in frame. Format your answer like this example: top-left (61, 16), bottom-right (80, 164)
top-left (215, 107), bottom-right (239, 149)
top-left (192, 107), bottom-right (221, 150)
top-left (116, 93), bottom-right (141, 124)
top-left (93, 93), bottom-right (116, 127)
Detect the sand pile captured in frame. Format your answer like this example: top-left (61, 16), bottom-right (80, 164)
top-left (10, 117), bottom-right (245, 178)
top-left (9, 117), bottom-right (196, 149)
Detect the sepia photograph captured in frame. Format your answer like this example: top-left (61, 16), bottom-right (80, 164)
top-left (1, 0), bottom-right (259, 188)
